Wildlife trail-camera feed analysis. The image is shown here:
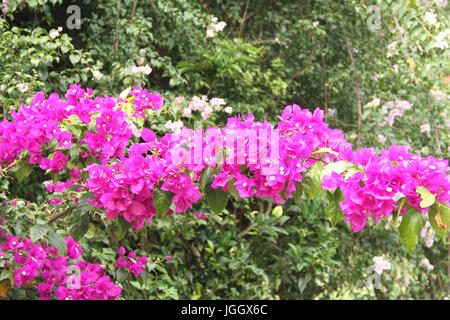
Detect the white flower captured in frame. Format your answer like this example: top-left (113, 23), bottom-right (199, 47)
top-left (424, 11), bottom-right (437, 25)
top-left (312, 21), bottom-right (320, 27)
top-left (1, 1), bottom-right (9, 14)
top-left (327, 108), bottom-right (336, 116)
top-left (139, 48), bottom-right (146, 55)
top-left (421, 258), bottom-right (435, 271)
top-left (224, 106), bottom-right (233, 114)
top-left (201, 105), bottom-right (214, 120)
top-left (165, 120), bottom-right (184, 133)
top-left (372, 256), bottom-right (391, 275)
top-left (132, 64), bottom-right (152, 75)
top-left (49, 29), bottom-right (60, 39)
top-left (392, 64), bottom-right (399, 72)
top-left (435, 32), bottom-right (449, 49)
top-left (214, 21), bottom-right (227, 32)
top-left (210, 97), bottom-right (226, 108)
top-left (367, 98), bottom-right (381, 108)
top-left (174, 96), bottom-right (184, 104)
top-left (16, 83), bottom-right (27, 93)
top-left (420, 123), bottom-right (431, 133)
top-left (181, 107), bottom-right (192, 118)
top-left (435, 0), bottom-right (447, 7)
top-left (92, 69), bottom-right (103, 80)
top-left (206, 28), bottom-right (215, 38)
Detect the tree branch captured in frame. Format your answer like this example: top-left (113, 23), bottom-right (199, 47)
top-left (47, 205), bottom-right (77, 225)
top-left (344, 34), bottom-right (362, 149)
top-left (131, 0), bottom-right (138, 19)
top-left (321, 55), bottom-right (328, 114)
top-left (238, 0), bottom-right (250, 39)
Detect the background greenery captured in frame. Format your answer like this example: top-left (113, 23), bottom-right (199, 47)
top-left (0, 0), bottom-right (449, 299)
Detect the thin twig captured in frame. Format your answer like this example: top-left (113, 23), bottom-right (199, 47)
top-left (321, 55), bottom-right (328, 114)
top-left (131, 0), bottom-right (138, 19)
top-left (344, 33), bottom-right (362, 149)
top-left (47, 205), bottom-right (77, 225)
top-left (238, 0), bottom-right (250, 39)
top-left (114, 0), bottom-right (121, 53)
top-left (238, 224), bottom-right (253, 238)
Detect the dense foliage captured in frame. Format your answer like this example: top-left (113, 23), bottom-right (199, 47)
top-left (0, 0), bottom-right (449, 300)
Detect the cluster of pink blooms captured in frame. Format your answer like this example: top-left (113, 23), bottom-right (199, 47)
top-left (83, 104), bottom-right (351, 226)
top-left (0, 234), bottom-right (122, 300)
top-left (1, 85), bottom-right (449, 234)
top-left (84, 128), bottom-right (202, 229)
top-left (129, 86), bottom-right (163, 119)
top-left (322, 144), bottom-right (450, 232)
top-left (114, 247), bottom-right (148, 277)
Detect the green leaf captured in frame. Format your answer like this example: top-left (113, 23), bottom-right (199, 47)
top-left (69, 54), bottom-right (81, 65)
top-left (437, 201), bottom-right (450, 225)
top-left (70, 146), bottom-right (81, 159)
top-left (416, 186), bottom-right (435, 208)
top-left (272, 205), bottom-right (283, 217)
top-left (70, 213), bottom-right (90, 241)
top-left (302, 162), bottom-right (325, 199)
top-left (294, 181), bottom-right (303, 202)
top-left (398, 205), bottom-right (425, 254)
top-left (428, 204), bottom-right (449, 239)
top-left (309, 147), bottom-right (339, 158)
top-left (205, 183), bottom-right (229, 214)
top-left (119, 87), bottom-right (132, 99)
top-left (324, 191), bottom-right (345, 227)
top-left (116, 269), bottom-right (129, 282)
top-left (13, 163), bottom-right (32, 182)
top-left (29, 224), bottom-right (49, 242)
top-left (76, 192), bottom-right (94, 214)
top-left (0, 270), bottom-right (10, 282)
top-left (153, 188), bottom-right (174, 215)
top-left (227, 176), bottom-right (240, 200)
top-left (48, 233), bottom-right (67, 256)
top-left (321, 161), bottom-right (355, 180)
top-left (199, 167), bottom-right (212, 191)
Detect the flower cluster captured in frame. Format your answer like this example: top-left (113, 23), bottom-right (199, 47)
top-left (173, 95), bottom-right (230, 120)
top-left (372, 256), bottom-right (391, 275)
top-left (420, 257), bottom-right (435, 271)
top-left (0, 84), bottom-right (163, 169)
top-left (0, 235), bottom-right (121, 300)
top-left (206, 16), bottom-right (227, 38)
top-left (420, 221), bottom-right (435, 248)
top-left (322, 144), bottom-right (450, 232)
top-left (381, 100), bottom-right (413, 126)
top-left (129, 86), bottom-right (163, 118)
top-left (84, 129), bottom-right (202, 228)
top-left (114, 247), bottom-right (148, 277)
top-left (1, 85), bottom-right (449, 235)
